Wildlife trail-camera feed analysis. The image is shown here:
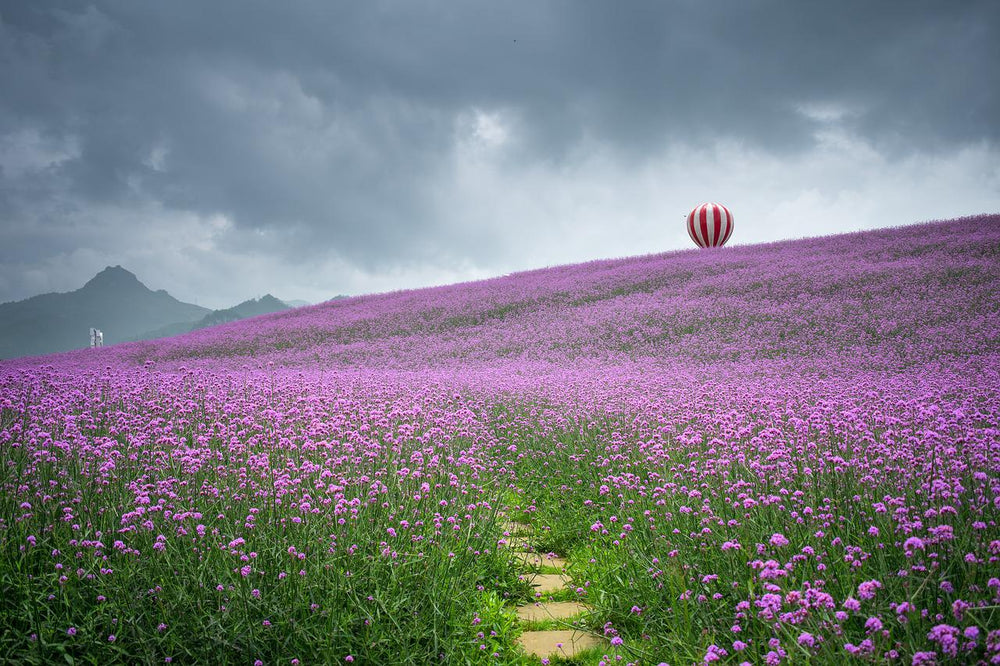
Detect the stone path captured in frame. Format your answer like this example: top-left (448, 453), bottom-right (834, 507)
top-left (527, 573), bottom-right (570, 595)
top-left (516, 601), bottom-right (589, 622)
top-left (500, 517), bottom-right (604, 661)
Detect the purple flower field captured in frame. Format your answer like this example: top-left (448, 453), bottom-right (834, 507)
top-left (2, 215), bottom-right (999, 664)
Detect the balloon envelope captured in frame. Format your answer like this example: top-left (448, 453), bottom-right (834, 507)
top-left (687, 203), bottom-right (733, 248)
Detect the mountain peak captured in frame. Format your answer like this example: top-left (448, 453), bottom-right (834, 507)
top-left (0, 265), bottom-right (210, 359)
top-left (81, 265), bottom-right (143, 291)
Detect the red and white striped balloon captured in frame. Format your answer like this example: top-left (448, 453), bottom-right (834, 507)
top-left (687, 202), bottom-right (734, 248)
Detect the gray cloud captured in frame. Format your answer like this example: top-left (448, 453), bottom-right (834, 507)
top-left (1, 1), bottom-right (998, 307)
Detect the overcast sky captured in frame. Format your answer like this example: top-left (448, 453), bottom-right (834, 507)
top-left (1, 1), bottom-right (998, 308)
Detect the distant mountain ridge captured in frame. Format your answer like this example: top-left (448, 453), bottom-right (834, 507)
top-left (197, 294), bottom-right (289, 328)
top-left (0, 266), bottom-right (210, 360)
top-left (135, 294), bottom-right (290, 341)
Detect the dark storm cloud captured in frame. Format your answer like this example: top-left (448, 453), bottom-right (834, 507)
top-left (0, 0), bottom-right (998, 303)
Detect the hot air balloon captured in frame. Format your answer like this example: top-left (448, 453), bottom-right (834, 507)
top-left (687, 202), bottom-right (733, 248)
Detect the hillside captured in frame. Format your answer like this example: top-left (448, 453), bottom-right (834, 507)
top-left (0, 266), bottom-right (209, 360)
top-left (1, 214), bottom-right (998, 665)
top-left (98, 214), bottom-right (1000, 374)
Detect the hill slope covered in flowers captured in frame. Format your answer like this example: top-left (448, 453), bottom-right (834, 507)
top-left (2, 215), bottom-right (999, 665)
top-left (111, 214), bottom-right (1000, 372)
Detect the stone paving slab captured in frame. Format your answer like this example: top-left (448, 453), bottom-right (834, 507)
top-left (517, 630), bottom-right (603, 659)
top-left (504, 536), bottom-right (531, 550)
top-left (500, 521), bottom-right (532, 536)
top-left (514, 552), bottom-right (569, 569)
top-left (527, 573), bottom-right (570, 594)
top-left (515, 601), bottom-right (590, 622)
